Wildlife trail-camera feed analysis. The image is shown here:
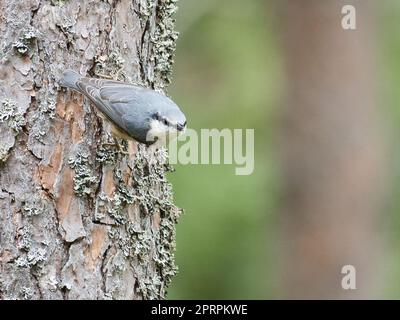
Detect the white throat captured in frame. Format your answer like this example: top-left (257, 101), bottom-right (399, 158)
top-left (147, 119), bottom-right (181, 146)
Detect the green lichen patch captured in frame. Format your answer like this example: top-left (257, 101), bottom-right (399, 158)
top-left (13, 28), bottom-right (39, 56)
top-left (21, 286), bottom-right (34, 300)
top-left (152, 0), bottom-right (179, 87)
top-left (38, 98), bottom-right (56, 119)
top-left (136, 274), bottom-right (162, 300)
top-left (99, 145), bottom-right (182, 299)
top-left (133, 146), bottom-right (182, 297)
top-left (138, 0), bottom-right (156, 19)
top-left (107, 193), bottom-right (130, 225)
top-left (56, 14), bottom-right (75, 44)
top-left (96, 140), bottom-right (119, 166)
top-left (129, 225), bottom-right (152, 262)
top-left (69, 151), bottom-right (99, 197)
top-left (154, 211), bottom-right (180, 288)
top-left (0, 99), bottom-right (26, 134)
top-left (51, 0), bottom-right (69, 6)
top-left (94, 51), bottom-right (126, 81)
top-left (131, 147), bottom-right (176, 214)
top-left (17, 225), bottom-right (33, 251)
top-left (0, 144), bottom-right (12, 164)
top-left (97, 169), bottom-right (135, 225)
top-left (150, 150), bottom-right (182, 293)
top-left (22, 198), bottom-right (46, 217)
top-left (16, 247), bottom-right (47, 268)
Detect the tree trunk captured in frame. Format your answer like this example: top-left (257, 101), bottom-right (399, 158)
top-left (0, 0), bottom-right (181, 300)
top-left (278, 0), bottom-right (387, 298)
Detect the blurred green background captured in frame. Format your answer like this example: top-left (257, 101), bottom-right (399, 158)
top-left (166, 0), bottom-right (400, 299)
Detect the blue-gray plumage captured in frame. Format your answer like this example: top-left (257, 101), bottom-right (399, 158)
top-left (59, 70), bottom-right (186, 146)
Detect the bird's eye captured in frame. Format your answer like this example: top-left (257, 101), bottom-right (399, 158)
top-left (163, 118), bottom-right (168, 126)
top-left (153, 112), bottom-right (161, 120)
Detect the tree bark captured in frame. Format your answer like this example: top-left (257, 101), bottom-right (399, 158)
top-left (0, 0), bottom-right (181, 300)
top-left (278, 0), bottom-right (387, 298)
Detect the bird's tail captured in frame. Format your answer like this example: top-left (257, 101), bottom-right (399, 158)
top-left (59, 69), bottom-right (81, 91)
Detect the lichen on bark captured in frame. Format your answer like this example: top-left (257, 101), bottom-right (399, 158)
top-left (0, 0), bottom-right (181, 300)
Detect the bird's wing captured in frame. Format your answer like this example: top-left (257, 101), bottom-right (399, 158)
top-left (100, 84), bottom-right (146, 103)
top-left (77, 78), bottom-right (136, 131)
top-left (75, 78), bottom-right (150, 142)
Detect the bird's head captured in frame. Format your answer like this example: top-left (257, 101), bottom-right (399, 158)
top-left (146, 102), bottom-right (187, 146)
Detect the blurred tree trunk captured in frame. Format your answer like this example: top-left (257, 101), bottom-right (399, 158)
top-left (0, 0), bottom-right (181, 300)
top-left (278, 0), bottom-right (387, 298)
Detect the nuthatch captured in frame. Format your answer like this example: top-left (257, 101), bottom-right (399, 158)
top-left (59, 70), bottom-right (186, 148)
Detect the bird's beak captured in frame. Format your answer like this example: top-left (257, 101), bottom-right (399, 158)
top-left (177, 122), bottom-right (186, 132)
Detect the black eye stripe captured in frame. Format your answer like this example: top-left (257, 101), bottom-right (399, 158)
top-left (153, 114), bottom-right (186, 128)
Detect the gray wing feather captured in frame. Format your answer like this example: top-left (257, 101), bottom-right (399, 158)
top-left (100, 85), bottom-right (142, 103)
top-left (75, 80), bottom-right (122, 119)
top-left (75, 78), bottom-right (151, 141)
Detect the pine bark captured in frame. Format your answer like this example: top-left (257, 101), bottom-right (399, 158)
top-left (0, 0), bottom-right (181, 300)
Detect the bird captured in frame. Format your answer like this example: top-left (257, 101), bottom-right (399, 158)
top-left (59, 70), bottom-right (186, 149)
